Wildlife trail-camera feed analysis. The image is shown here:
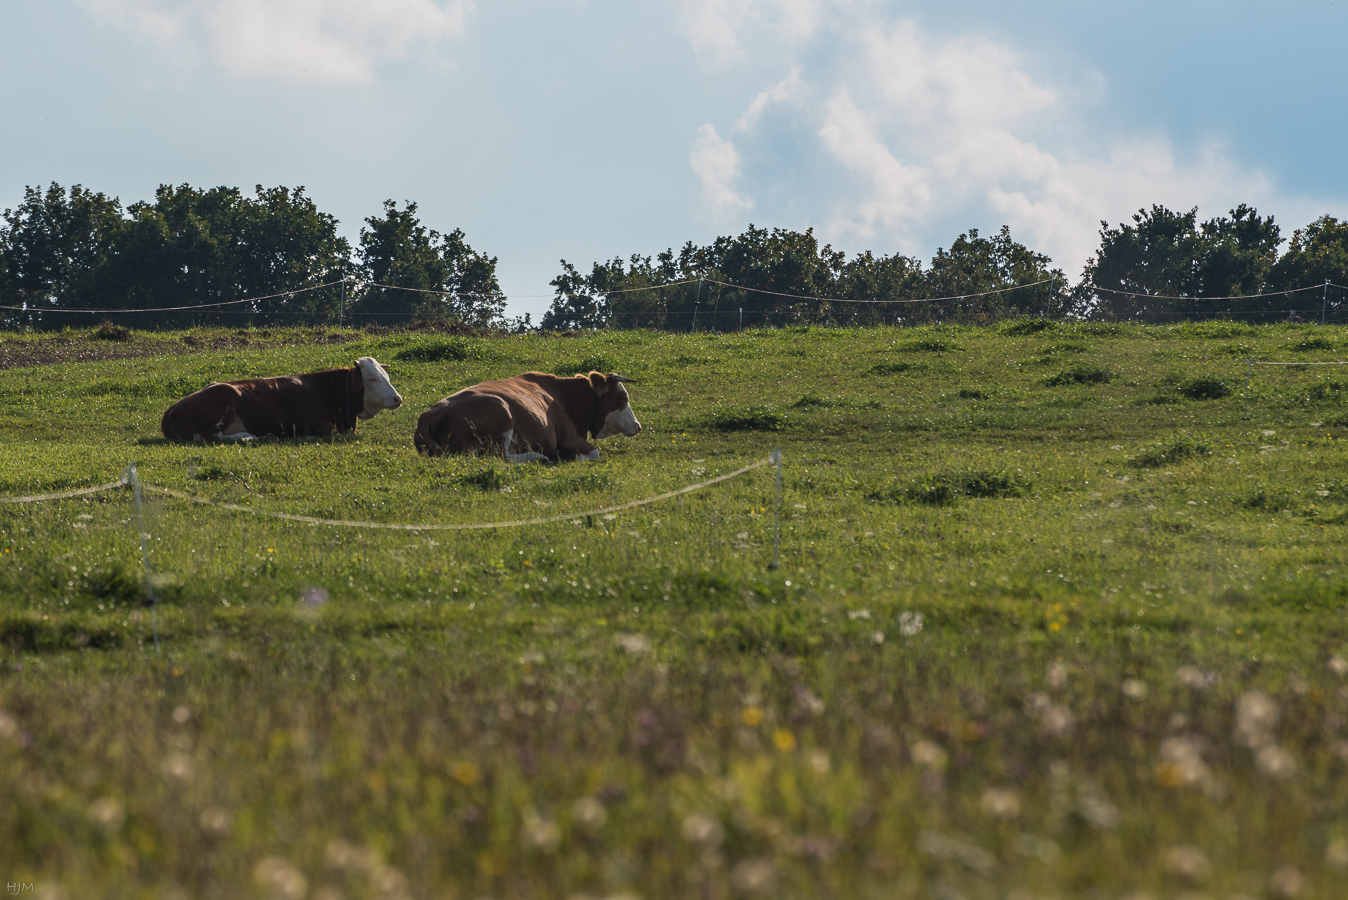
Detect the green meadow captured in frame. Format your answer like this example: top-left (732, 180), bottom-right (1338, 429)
top-left (2, 321), bottom-right (1348, 899)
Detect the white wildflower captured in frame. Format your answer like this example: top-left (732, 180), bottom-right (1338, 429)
top-left (1176, 665), bottom-right (1217, 689)
top-left (571, 796), bottom-right (607, 832)
top-left (520, 810), bottom-right (561, 853)
top-left (614, 632), bottom-right (651, 655)
top-left (1270, 865), bottom-right (1307, 898)
top-left (910, 739), bottom-right (948, 770)
top-left (730, 858), bottom-right (777, 895)
top-left (1162, 845), bottom-right (1211, 882)
top-left (1046, 661), bottom-right (1068, 689)
top-left (161, 752), bottom-right (196, 783)
top-left (1235, 692), bottom-right (1279, 749)
top-left (87, 797), bottom-right (126, 834)
top-left (254, 857), bottom-right (307, 900)
top-left (1256, 744), bottom-right (1296, 780)
top-left (680, 813), bottom-right (724, 848)
top-left (1157, 736), bottom-right (1210, 788)
top-left (979, 788), bottom-right (1021, 820)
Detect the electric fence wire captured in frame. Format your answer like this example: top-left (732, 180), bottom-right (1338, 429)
top-left (0, 459), bottom-right (769, 530)
top-left (3, 274), bottom-right (1346, 321)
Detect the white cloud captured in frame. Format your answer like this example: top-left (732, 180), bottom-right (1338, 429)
top-left (689, 124), bottom-right (752, 222)
top-left (736, 67), bottom-right (803, 133)
top-left (678, 0), bottom-right (823, 66)
top-left (681, 2), bottom-right (1280, 276)
top-left (990, 140), bottom-right (1277, 277)
top-left (817, 89), bottom-right (929, 239)
top-left (84, 0), bottom-right (471, 84)
top-left (860, 21), bottom-right (1056, 137)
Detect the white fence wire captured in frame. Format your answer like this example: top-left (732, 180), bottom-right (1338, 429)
top-left (7, 274), bottom-right (1345, 319)
top-left (0, 459), bottom-right (769, 530)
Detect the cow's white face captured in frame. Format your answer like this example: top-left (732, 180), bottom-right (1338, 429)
top-left (594, 383), bottom-right (641, 439)
top-left (356, 357), bottom-right (403, 419)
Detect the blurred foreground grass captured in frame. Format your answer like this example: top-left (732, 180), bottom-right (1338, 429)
top-left (3, 605), bottom-right (1347, 899)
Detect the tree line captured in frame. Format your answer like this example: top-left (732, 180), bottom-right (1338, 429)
top-left (544, 205), bottom-right (1348, 329)
top-left (2, 182), bottom-right (1346, 331)
top-left (0, 184), bottom-right (507, 330)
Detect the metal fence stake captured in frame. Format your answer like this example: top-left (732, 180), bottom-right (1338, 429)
top-left (769, 448), bottom-right (782, 570)
top-left (124, 463), bottom-right (161, 654)
top-left (692, 277), bottom-right (704, 333)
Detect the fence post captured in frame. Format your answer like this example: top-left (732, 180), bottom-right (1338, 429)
top-left (769, 448), bottom-right (782, 570)
top-left (123, 463), bottom-right (161, 654)
top-left (339, 275), bottom-right (346, 329)
top-left (1323, 279), bottom-right (1330, 326)
top-left (692, 277), bottom-right (704, 333)
top-left (1243, 358), bottom-right (1254, 421)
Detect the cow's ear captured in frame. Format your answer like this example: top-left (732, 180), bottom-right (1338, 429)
top-left (588, 371), bottom-right (609, 394)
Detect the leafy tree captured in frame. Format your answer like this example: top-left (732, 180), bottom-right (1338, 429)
top-left (77, 184), bottom-right (351, 328)
top-left (0, 183), bottom-right (123, 327)
top-left (545, 223), bottom-right (1062, 331)
top-left (91, 184), bottom-right (243, 327)
top-left (232, 186), bottom-right (350, 326)
top-left (545, 226), bottom-right (863, 331)
top-left (1197, 204), bottom-right (1281, 305)
top-left (541, 260), bottom-right (611, 330)
top-left (921, 226), bottom-right (1066, 324)
top-left (1266, 215), bottom-right (1348, 321)
top-left (350, 201), bottom-right (505, 327)
top-left (702, 226), bottom-right (846, 327)
top-left (835, 250), bottom-right (926, 326)
top-left (1077, 205), bottom-right (1281, 321)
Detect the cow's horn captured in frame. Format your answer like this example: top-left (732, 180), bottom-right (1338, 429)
top-left (609, 374), bottom-right (635, 384)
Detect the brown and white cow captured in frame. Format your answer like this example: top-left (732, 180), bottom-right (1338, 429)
top-left (160, 357), bottom-right (403, 443)
top-left (413, 371), bottom-right (641, 461)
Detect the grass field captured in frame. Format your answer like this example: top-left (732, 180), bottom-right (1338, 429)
top-left (2, 320), bottom-right (1348, 899)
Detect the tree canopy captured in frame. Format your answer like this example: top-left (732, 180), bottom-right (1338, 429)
top-left (542, 224), bottom-right (1063, 330)
top-left (2, 181), bottom-right (1344, 331)
top-left (1075, 204), bottom-right (1285, 322)
top-left (1, 184), bottom-right (504, 330)
top-left (348, 201), bottom-right (505, 328)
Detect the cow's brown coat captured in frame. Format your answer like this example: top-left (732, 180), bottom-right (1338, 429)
top-left (161, 359), bottom-right (400, 442)
top-left (414, 371), bottom-right (640, 460)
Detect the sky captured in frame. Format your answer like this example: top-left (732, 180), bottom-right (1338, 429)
top-left (2, 0), bottom-right (1346, 320)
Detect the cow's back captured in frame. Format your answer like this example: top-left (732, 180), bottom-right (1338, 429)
top-left (415, 387), bottom-right (520, 456)
top-left (161, 382), bottom-right (247, 441)
top-left (415, 373), bottom-right (597, 459)
top-left (161, 368), bottom-right (362, 441)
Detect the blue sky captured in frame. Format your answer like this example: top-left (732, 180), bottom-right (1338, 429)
top-left (2, 1), bottom-right (1345, 319)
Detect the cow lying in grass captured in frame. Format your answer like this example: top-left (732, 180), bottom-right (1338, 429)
top-left (414, 371), bottom-right (641, 461)
top-left (161, 357), bottom-right (402, 443)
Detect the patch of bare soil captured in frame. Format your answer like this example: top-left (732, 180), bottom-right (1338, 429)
top-left (0, 321), bottom-right (501, 371)
top-left (0, 328), bottom-right (379, 371)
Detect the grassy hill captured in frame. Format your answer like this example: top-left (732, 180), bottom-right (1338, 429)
top-left (2, 321), bottom-right (1347, 898)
